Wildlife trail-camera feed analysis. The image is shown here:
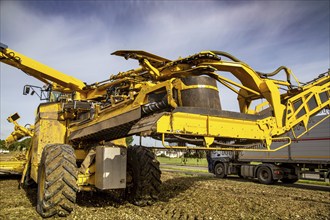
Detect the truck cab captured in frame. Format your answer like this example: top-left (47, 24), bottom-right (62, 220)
top-left (207, 150), bottom-right (240, 178)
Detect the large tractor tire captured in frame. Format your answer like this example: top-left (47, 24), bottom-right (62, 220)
top-left (37, 144), bottom-right (78, 218)
top-left (126, 145), bottom-right (161, 206)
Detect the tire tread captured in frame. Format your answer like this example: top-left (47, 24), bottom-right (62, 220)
top-left (126, 145), bottom-right (162, 206)
top-left (37, 144), bottom-right (78, 218)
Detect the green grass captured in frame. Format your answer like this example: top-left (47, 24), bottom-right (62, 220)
top-left (160, 166), bottom-right (209, 173)
top-left (298, 179), bottom-right (330, 186)
top-left (157, 157), bottom-right (208, 166)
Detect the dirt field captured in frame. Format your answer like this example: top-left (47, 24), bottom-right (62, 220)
top-left (0, 172), bottom-right (329, 220)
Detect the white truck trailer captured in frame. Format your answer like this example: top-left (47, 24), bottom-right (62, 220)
top-left (208, 115), bottom-right (330, 184)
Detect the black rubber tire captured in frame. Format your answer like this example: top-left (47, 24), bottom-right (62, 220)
top-left (281, 178), bottom-right (298, 184)
top-left (257, 166), bottom-right (275, 185)
top-left (126, 145), bottom-right (161, 206)
top-left (37, 144), bottom-right (78, 218)
top-left (214, 163), bottom-right (227, 178)
top-left (279, 164), bottom-right (298, 184)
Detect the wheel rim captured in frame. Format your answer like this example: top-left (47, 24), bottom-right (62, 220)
top-left (260, 169), bottom-right (269, 181)
top-left (216, 165), bottom-right (224, 175)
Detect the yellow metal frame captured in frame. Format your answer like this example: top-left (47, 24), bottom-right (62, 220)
top-left (161, 133), bottom-right (292, 152)
top-left (30, 103), bottom-right (67, 182)
top-left (291, 114), bottom-right (330, 139)
top-left (0, 160), bottom-right (26, 174)
top-left (76, 160), bottom-right (96, 189)
top-left (156, 112), bottom-right (272, 140)
top-left (156, 111), bottom-right (275, 149)
top-left (0, 46), bottom-right (86, 95)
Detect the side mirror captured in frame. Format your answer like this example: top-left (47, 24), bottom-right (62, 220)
top-left (22, 84), bottom-right (51, 101)
top-left (23, 85), bottom-right (31, 95)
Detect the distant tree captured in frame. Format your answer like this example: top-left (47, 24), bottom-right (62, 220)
top-left (7, 141), bottom-right (19, 151)
top-left (184, 150), bottom-right (195, 158)
top-left (183, 150), bottom-right (206, 158)
top-left (20, 138), bottom-right (31, 150)
top-left (6, 137), bottom-right (31, 151)
top-left (0, 139), bottom-right (6, 150)
top-left (126, 136), bottom-right (134, 146)
top-left (196, 150), bottom-right (206, 158)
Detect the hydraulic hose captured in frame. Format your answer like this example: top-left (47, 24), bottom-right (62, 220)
top-left (256, 66), bottom-right (292, 84)
top-left (211, 51), bottom-right (298, 87)
top-left (211, 51), bottom-right (243, 63)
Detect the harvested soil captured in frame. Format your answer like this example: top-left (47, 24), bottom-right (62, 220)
top-left (0, 172), bottom-right (329, 220)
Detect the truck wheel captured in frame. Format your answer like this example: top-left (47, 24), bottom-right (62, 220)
top-left (214, 163), bottom-right (227, 178)
top-left (281, 178), bottom-right (298, 184)
top-left (37, 144), bottom-right (78, 218)
top-left (280, 164), bottom-right (298, 184)
top-left (126, 146), bottom-right (161, 206)
top-left (257, 166), bottom-right (275, 184)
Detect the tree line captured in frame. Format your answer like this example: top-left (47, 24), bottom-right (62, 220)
top-left (0, 138), bottom-right (31, 151)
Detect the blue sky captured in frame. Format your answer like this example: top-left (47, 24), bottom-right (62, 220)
top-left (0, 0), bottom-right (329, 140)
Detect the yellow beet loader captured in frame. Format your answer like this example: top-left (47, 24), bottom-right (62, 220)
top-left (0, 42), bottom-right (329, 217)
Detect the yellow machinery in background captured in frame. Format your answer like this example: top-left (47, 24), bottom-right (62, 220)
top-left (0, 113), bottom-right (33, 175)
top-left (5, 113), bottom-right (34, 146)
top-left (0, 42), bottom-right (329, 217)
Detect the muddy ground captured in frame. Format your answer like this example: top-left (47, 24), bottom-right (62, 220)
top-left (0, 172), bottom-right (329, 220)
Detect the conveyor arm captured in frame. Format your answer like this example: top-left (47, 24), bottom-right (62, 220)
top-left (0, 43), bottom-right (86, 94)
